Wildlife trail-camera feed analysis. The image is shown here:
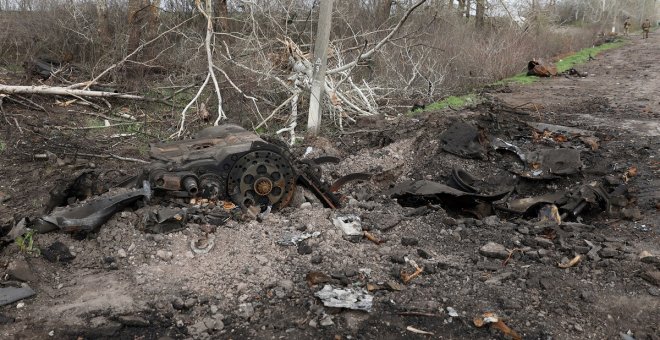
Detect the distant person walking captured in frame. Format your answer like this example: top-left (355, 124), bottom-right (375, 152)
top-left (642, 19), bottom-right (651, 39)
top-left (623, 17), bottom-right (631, 36)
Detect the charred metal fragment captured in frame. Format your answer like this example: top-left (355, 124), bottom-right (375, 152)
top-left (439, 122), bottom-right (488, 159)
top-left (386, 180), bottom-right (510, 209)
top-left (491, 138), bottom-right (526, 163)
top-left (330, 173), bottom-right (372, 193)
top-left (142, 207), bottom-right (188, 234)
top-left (34, 182), bottom-right (151, 233)
top-left (517, 148), bottom-right (582, 179)
top-left (45, 170), bottom-right (108, 213)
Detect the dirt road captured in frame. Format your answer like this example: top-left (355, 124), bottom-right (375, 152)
top-left (0, 32), bottom-right (658, 340)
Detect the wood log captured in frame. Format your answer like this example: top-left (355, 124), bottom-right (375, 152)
top-left (0, 85), bottom-right (148, 101)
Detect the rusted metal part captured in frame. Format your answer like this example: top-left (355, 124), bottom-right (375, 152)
top-left (38, 124), bottom-right (349, 233)
top-left (298, 172), bottom-right (339, 209)
top-left (527, 60), bottom-right (557, 77)
top-left (330, 173), bottom-right (372, 192)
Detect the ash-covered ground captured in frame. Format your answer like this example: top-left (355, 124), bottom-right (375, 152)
top-left (1, 34), bottom-right (659, 340)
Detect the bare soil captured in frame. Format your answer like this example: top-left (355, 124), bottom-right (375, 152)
top-left (1, 33), bottom-right (659, 340)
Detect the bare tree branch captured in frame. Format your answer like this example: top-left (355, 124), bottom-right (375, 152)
top-left (327, 0), bottom-right (428, 75)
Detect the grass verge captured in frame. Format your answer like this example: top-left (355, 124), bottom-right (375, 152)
top-left (416, 39), bottom-right (627, 113)
top-left (411, 94), bottom-right (478, 114)
top-left (496, 39), bottom-right (627, 86)
top-left (554, 40), bottom-right (626, 72)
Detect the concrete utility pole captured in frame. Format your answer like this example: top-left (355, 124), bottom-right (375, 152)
top-left (307, 0), bottom-right (334, 135)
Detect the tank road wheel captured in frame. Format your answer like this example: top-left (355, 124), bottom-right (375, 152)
top-left (227, 150), bottom-right (296, 211)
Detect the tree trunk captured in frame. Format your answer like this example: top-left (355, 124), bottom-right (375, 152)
top-left (148, 0), bottom-right (161, 37)
top-left (127, 0), bottom-right (147, 53)
top-left (213, 0), bottom-right (229, 32)
top-left (475, 0), bottom-right (485, 28)
top-left (96, 0), bottom-right (110, 42)
top-left (457, 0), bottom-right (465, 16)
top-left (465, 0), bottom-right (471, 18)
top-left (376, 0), bottom-right (393, 26)
top-left (128, 1), bottom-right (160, 64)
top-left (308, 0), bottom-right (335, 135)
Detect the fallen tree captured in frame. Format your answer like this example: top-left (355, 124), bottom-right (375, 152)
top-left (0, 85), bottom-right (153, 101)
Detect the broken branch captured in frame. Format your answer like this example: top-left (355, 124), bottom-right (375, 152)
top-left (0, 85), bottom-right (151, 101)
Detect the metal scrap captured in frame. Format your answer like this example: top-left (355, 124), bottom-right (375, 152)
top-left (143, 207), bottom-right (188, 234)
top-left (538, 204), bottom-right (561, 224)
top-left (36, 124), bottom-right (363, 233)
top-left (492, 138), bottom-right (526, 162)
top-left (527, 122), bottom-right (595, 137)
top-left (527, 59), bottom-right (557, 77)
top-left (314, 284), bottom-right (373, 312)
top-left (190, 234), bottom-right (215, 254)
top-left (439, 122), bottom-right (488, 159)
top-left (332, 215), bottom-right (363, 242)
top-left (277, 231), bottom-right (321, 246)
top-left (506, 193), bottom-right (565, 214)
top-left (34, 182), bottom-right (151, 233)
top-left (387, 180), bottom-right (510, 208)
top-left (519, 148), bottom-right (582, 179)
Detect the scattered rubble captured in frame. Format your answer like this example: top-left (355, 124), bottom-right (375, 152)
top-left (314, 285), bottom-right (373, 312)
top-left (0, 285), bottom-right (35, 306)
top-left (1, 40), bottom-right (658, 339)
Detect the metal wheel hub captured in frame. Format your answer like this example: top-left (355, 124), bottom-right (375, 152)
top-left (227, 150), bottom-right (296, 210)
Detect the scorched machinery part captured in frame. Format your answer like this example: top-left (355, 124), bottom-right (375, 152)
top-left (141, 124), bottom-right (297, 210)
top-left (36, 124), bottom-right (374, 233)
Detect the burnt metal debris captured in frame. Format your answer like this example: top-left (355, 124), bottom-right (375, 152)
top-left (36, 125), bottom-right (366, 233)
top-left (527, 59), bottom-right (557, 77)
top-left (384, 120), bottom-right (640, 223)
top-left (439, 122), bottom-right (488, 159)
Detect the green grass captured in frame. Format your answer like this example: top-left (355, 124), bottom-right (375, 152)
top-left (16, 229), bottom-right (40, 256)
top-left (85, 117), bottom-right (105, 127)
top-left (0, 139), bottom-right (5, 153)
top-left (413, 94), bottom-right (478, 113)
top-left (415, 39), bottom-right (628, 114)
top-left (494, 72), bottom-right (539, 86)
top-left (495, 39), bottom-right (627, 86)
top-left (554, 40), bottom-right (626, 72)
